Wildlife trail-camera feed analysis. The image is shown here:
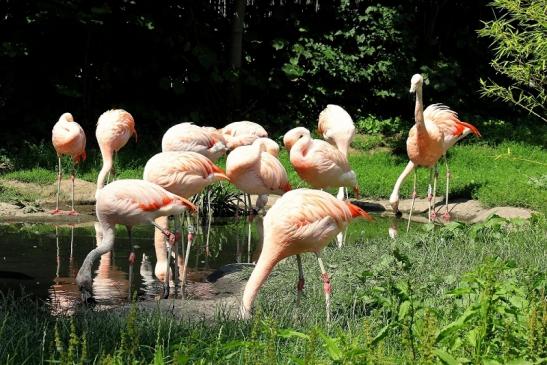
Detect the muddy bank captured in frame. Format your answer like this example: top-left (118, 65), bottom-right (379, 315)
top-left (0, 178), bottom-right (535, 224)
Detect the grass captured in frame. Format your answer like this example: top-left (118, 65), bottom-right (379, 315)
top-left (0, 217), bottom-right (545, 364)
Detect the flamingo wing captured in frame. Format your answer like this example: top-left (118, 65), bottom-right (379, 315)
top-left (259, 153), bottom-right (291, 193)
top-left (424, 104), bottom-right (481, 150)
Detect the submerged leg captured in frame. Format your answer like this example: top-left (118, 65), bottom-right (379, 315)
top-left (151, 219), bottom-right (176, 298)
top-left (315, 252), bottom-right (331, 322)
top-left (406, 170), bottom-right (417, 233)
top-left (127, 227), bottom-right (135, 301)
top-left (50, 156), bottom-right (62, 214)
top-left (443, 156), bottom-right (451, 221)
top-left (296, 254), bottom-right (305, 306)
top-left (180, 223), bottom-right (195, 297)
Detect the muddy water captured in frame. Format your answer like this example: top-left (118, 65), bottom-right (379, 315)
top-left (0, 214), bottom-right (410, 314)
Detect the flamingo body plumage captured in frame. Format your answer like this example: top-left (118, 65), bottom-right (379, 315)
top-left (221, 121), bottom-right (268, 150)
top-left (161, 123), bottom-right (227, 162)
top-left (318, 104), bottom-right (355, 158)
top-left (283, 127), bottom-right (359, 195)
top-left (50, 112), bottom-right (86, 214)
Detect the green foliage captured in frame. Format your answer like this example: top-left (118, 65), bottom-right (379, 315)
top-left (273, 2), bottom-right (410, 123)
top-left (478, 0), bottom-right (547, 122)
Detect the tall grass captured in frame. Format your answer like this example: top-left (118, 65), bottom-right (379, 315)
top-left (0, 217), bottom-right (545, 364)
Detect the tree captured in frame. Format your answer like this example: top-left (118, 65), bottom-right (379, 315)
top-left (478, 0), bottom-right (547, 123)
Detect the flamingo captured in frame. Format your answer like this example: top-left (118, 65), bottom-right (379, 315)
top-left (240, 188), bottom-right (372, 321)
top-left (221, 121), bottom-right (268, 150)
top-left (50, 113), bottom-right (86, 215)
top-left (389, 74), bottom-right (481, 227)
top-left (283, 127), bottom-right (360, 198)
top-left (161, 123), bottom-right (227, 162)
top-left (143, 151), bottom-right (230, 296)
top-left (318, 104), bottom-right (356, 200)
top-left (226, 137), bottom-right (291, 214)
top-left (75, 179), bottom-right (196, 303)
top-left (95, 109), bottom-right (137, 199)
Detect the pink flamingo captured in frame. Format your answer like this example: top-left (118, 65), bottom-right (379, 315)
top-left (283, 127), bottom-right (360, 198)
top-left (50, 113), bottom-right (86, 215)
top-left (95, 109), bottom-right (137, 198)
top-left (389, 74), bottom-right (480, 227)
top-left (240, 188), bottom-right (372, 321)
top-left (75, 179), bottom-right (196, 303)
top-left (318, 104), bottom-right (356, 199)
top-left (143, 151), bottom-right (229, 296)
top-left (221, 121), bottom-right (268, 150)
top-left (161, 123), bottom-right (227, 162)
top-left (226, 137), bottom-right (291, 213)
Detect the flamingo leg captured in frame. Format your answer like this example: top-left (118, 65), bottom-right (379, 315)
top-left (246, 193), bottom-right (253, 263)
top-left (180, 220), bottom-right (195, 298)
top-left (205, 188), bottom-right (212, 256)
top-left (127, 226), bottom-right (135, 301)
top-left (68, 164), bottom-right (79, 215)
top-left (151, 220), bottom-right (176, 298)
top-left (406, 170), bottom-right (417, 233)
top-left (50, 156), bottom-right (62, 214)
top-left (315, 252), bottom-right (331, 322)
top-left (427, 168), bottom-right (433, 222)
top-left (173, 215), bottom-right (180, 297)
top-left (296, 254), bottom-right (305, 306)
top-left (430, 164), bottom-right (439, 220)
top-left (443, 155), bottom-right (451, 221)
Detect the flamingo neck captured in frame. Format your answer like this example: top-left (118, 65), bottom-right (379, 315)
top-left (293, 134), bottom-right (311, 159)
top-left (241, 249), bottom-right (281, 318)
top-left (96, 149), bottom-right (113, 193)
top-left (76, 222), bottom-right (115, 286)
top-left (414, 86), bottom-right (425, 127)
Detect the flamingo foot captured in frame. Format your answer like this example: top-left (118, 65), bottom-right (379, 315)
top-left (67, 210), bottom-right (80, 216)
top-left (430, 211), bottom-right (437, 220)
top-left (128, 252), bottom-right (136, 264)
top-left (443, 211), bottom-right (451, 221)
top-left (321, 273), bottom-right (331, 295)
top-left (49, 209), bottom-right (62, 215)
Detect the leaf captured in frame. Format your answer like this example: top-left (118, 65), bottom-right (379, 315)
top-left (370, 324), bottom-right (391, 345)
top-left (436, 307), bottom-right (478, 343)
top-left (319, 333), bottom-right (342, 361)
top-left (505, 359), bottom-right (533, 365)
top-left (398, 301), bottom-right (411, 321)
top-left (433, 349), bottom-right (460, 365)
top-left (272, 39), bottom-right (285, 50)
top-left (277, 329), bottom-right (310, 340)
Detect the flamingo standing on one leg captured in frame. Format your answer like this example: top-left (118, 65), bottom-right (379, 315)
top-left (318, 104), bottom-right (356, 200)
top-left (143, 151), bottom-right (230, 297)
top-left (51, 113), bottom-right (86, 215)
top-left (75, 179), bottom-right (196, 303)
top-left (162, 123), bottom-right (227, 162)
top-left (240, 188), bottom-right (372, 322)
top-left (95, 109), bottom-right (136, 199)
top-left (220, 121), bottom-right (268, 150)
top-left (389, 74), bottom-right (480, 228)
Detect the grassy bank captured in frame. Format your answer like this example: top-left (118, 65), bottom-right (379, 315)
top-left (1, 217), bottom-right (545, 364)
top-left (1, 139), bottom-right (545, 215)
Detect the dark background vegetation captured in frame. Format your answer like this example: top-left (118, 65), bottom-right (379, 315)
top-left (0, 0), bottom-right (530, 151)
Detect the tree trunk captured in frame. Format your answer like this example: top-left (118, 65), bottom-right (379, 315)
top-left (229, 0), bottom-right (246, 113)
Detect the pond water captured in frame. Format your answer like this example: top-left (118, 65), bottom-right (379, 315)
top-left (0, 213), bottom-right (415, 314)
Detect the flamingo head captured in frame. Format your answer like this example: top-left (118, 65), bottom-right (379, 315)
top-left (409, 74), bottom-right (423, 93)
top-left (60, 112), bottom-right (74, 122)
top-left (283, 127), bottom-right (310, 151)
top-left (254, 137), bottom-right (279, 156)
